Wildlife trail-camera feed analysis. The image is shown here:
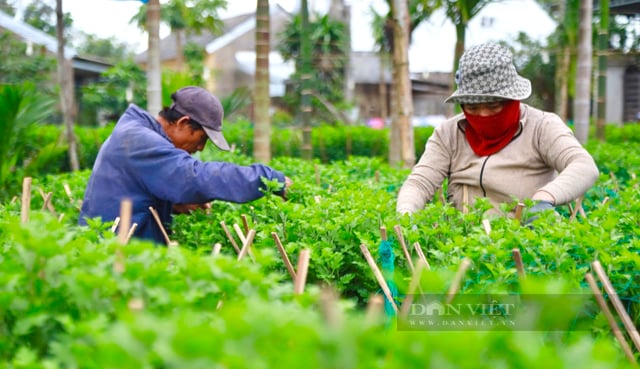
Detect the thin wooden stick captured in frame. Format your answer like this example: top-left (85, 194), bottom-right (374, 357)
top-left (220, 221), bottom-right (241, 254)
top-left (293, 249), bottom-right (311, 295)
top-left (445, 258), bottom-right (471, 304)
top-left (365, 294), bottom-right (384, 325)
top-left (359, 243), bottom-right (398, 313)
top-left (125, 223), bottom-right (138, 244)
top-left (38, 189), bottom-right (53, 212)
top-left (212, 243), bottom-right (222, 256)
top-left (271, 232), bottom-right (297, 281)
top-left (412, 242), bottom-right (431, 271)
top-left (514, 203), bottom-right (525, 222)
top-left (118, 200), bottom-right (132, 244)
top-left (241, 214), bottom-right (250, 234)
top-left (569, 198), bottom-right (581, 221)
top-left (512, 248), bottom-right (526, 280)
top-left (380, 226), bottom-right (387, 241)
top-left (63, 183), bottom-right (73, 201)
top-left (602, 196), bottom-right (609, 206)
top-left (314, 164), bottom-right (320, 186)
top-left (462, 185), bottom-right (469, 214)
top-left (374, 170), bottom-right (380, 183)
top-left (148, 206), bottom-right (172, 246)
top-left (393, 225), bottom-right (415, 273)
top-left (399, 260), bottom-right (427, 318)
top-left (592, 260), bottom-right (640, 352)
top-left (585, 272), bottom-right (637, 364)
top-left (319, 286), bottom-right (341, 327)
top-left (21, 177), bottom-right (32, 224)
top-left (482, 218), bottom-right (492, 235)
top-left (237, 229), bottom-right (256, 261)
top-left (110, 217), bottom-right (121, 233)
top-left (57, 213), bottom-right (65, 223)
top-left (233, 223), bottom-right (255, 261)
top-left (233, 223), bottom-right (247, 244)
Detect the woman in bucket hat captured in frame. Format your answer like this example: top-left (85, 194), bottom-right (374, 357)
top-left (396, 42), bottom-right (598, 218)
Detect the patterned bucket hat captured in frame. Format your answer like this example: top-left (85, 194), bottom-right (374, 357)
top-left (445, 43), bottom-right (531, 104)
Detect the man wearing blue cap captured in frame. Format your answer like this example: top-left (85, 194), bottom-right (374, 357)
top-left (79, 86), bottom-right (291, 244)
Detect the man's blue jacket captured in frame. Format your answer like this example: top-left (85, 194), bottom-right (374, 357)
top-left (79, 104), bottom-right (285, 244)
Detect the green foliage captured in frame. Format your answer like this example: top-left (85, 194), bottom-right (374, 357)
top-left (278, 13), bottom-right (349, 122)
top-left (2, 124), bottom-right (640, 367)
top-left (81, 60), bottom-right (147, 123)
top-left (0, 31), bottom-right (56, 93)
top-left (21, 0), bottom-right (73, 39)
top-left (0, 83), bottom-right (55, 199)
top-left (76, 34), bottom-right (134, 64)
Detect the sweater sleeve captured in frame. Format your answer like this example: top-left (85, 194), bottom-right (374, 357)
top-left (534, 113), bottom-right (599, 205)
top-left (396, 124), bottom-right (452, 214)
top-left (122, 133), bottom-right (285, 205)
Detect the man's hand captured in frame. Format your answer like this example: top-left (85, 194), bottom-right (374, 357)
top-left (173, 203), bottom-right (211, 214)
top-left (279, 176), bottom-right (293, 201)
top-left (523, 200), bottom-right (555, 226)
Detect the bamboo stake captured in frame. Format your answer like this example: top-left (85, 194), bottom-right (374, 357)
top-left (482, 218), bottom-right (492, 235)
top-left (110, 217), bottom-right (121, 233)
top-left (125, 223), bottom-right (138, 244)
top-left (445, 258), bottom-right (472, 304)
top-left (374, 170), bottom-right (380, 183)
top-left (241, 214), bottom-right (250, 234)
top-left (359, 243), bottom-right (398, 313)
top-left (220, 221), bottom-right (241, 254)
top-left (514, 203), bottom-right (525, 223)
top-left (365, 294), bottom-right (384, 325)
top-left (592, 260), bottom-right (640, 352)
top-left (38, 189), bottom-right (54, 213)
top-left (237, 229), bottom-right (256, 261)
top-left (271, 232), bottom-right (297, 281)
top-left (412, 242), bottom-right (431, 270)
top-left (212, 243), bottom-right (222, 256)
top-left (314, 164), bottom-right (320, 186)
top-left (63, 183), bottom-right (73, 201)
top-left (393, 225), bottom-right (415, 273)
top-left (57, 213), bottom-right (65, 223)
top-left (585, 272), bottom-right (637, 365)
top-left (233, 223), bottom-right (255, 261)
top-left (602, 196), bottom-right (609, 206)
top-left (319, 286), bottom-right (341, 328)
top-left (380, 226), bottom-right (387, 241)
top-left (148, 206), bottom-right (173, 246)
top-left (20, 177), bottom-right (32, 224)
top-left (512, 248), bottom-right (526, 280)
top-left (293, 249), bottom-right (311, 295)
top-left (462, 185), bottom-right (469, 214)
top-left (118, 200), bottom-right (132, 244)
top-left (399, 260), bottom-right (427, 318)
top-left (233, 223), bottom-right (247, 244)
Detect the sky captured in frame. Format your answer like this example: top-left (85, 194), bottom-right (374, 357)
top-left (11, 0), bottom-right (557, 72)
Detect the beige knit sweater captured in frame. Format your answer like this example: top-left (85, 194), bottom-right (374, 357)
top-left (396, 104), bottom-right (599, 215)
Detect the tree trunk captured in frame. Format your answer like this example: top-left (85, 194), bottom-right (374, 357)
top-left (147, 0), bottom-right (162, 115)
top-left (573, 0), bottom-right (592, 144)
top-left (378, 52), bottom-right (388, 122)
top-left (596, 0), bottom-right (609, 140)
top-left (300, 0), bottom-right (313, 160)
top-left (555, 46), bottom-right (570, 122)
top-left (254, 0), bottom-right (271, 163)
top-left (56, 0), bottom-right (79, 171)
top-left (175, 28), bottom-right (184, 71)
top-left (388, 0), bottom-right (414, 168)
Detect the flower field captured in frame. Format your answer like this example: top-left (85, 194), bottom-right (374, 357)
top-left (1, 134), bottom-right (639, 368)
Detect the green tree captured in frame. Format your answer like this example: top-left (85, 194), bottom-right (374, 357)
top-left (81, 60), bottom-right (147, 123)
top-left (22, 0), bottom-right (72, 39)
top-left (0, 31), bottom-right (56, 89)
top-left (130, 0), bottom-right (226, 71)
top-left (277, 11), bottom-right (349, 123)
top-left (76, 34), bottom-right (133, 64)
top-left (0, 0), bottom-right (15, 16)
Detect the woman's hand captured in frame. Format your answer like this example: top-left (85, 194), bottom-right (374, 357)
top-left (173, 203), bottom-right (211, 214)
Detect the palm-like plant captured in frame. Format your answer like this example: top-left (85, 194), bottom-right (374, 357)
top-left (0, 83), bottom-right (55, 197)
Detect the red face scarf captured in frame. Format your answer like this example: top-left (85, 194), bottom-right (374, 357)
top-left (463, 100), bottom-right (521, 156)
